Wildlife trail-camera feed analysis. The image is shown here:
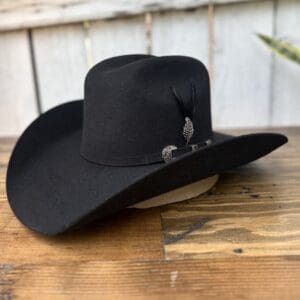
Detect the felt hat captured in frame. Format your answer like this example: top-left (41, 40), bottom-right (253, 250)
top-left (6, 54), bottom-right (287, 235)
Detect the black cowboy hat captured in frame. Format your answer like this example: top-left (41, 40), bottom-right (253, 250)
top-left (6, 54), bottom-right (287, 235)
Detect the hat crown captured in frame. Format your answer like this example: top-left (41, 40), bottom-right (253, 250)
top-left (81, 55), bottom-right (212, 166)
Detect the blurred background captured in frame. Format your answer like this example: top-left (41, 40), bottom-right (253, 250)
top-left (0, 0), bottom-right (299, 136)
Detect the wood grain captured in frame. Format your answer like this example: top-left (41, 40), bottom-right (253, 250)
top-left (161, 128), bottom-right (300, 259)
top-left (0, 128), bottom-right (299, 299)
top-left (1, 257), bottom-right (300, 299)
top-left (0, 0), bottom-right (254, 32)
top-left (0, 30), bottom-right (38, 136)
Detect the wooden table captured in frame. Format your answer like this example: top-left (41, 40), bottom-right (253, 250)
top-left (1, 128), bottom-right (300, 299)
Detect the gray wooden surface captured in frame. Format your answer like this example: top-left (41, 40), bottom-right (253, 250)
top-left (0, 0), bottom-right (254, 31)
top-left (0, 0), bottom-right (299, 135)
top-left (212, 0), bottom-right (274, 128)
top-left (33, 24), bottom-right (88, 111)
top-left (272, 0), bottom-right (300, 126)
top-left (0, 30), bottom-right (38, 135)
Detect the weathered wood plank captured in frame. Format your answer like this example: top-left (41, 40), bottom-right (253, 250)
top-left (151, 8), bottom-right (208, 64)
top-left (32, 24), bottom-right (88, 111)
top-left (0, 209), bottom-right (164, 264)
top-left (87, 16), bottom-right (146, 64)
top-left (271, 0), bottom-right (300, 126)
top-left (161, 127), bottom-right (300, 259)
top-left (0, 0), bottom-right (255, 32)
top-left (0, 30), bottom-right (38, 136)
top-left (1, 257), bottom-right (300, 299)
top-left (212, 1), bottom-right (274, 128)
top-left (0, 138), bottom-right (14, 168)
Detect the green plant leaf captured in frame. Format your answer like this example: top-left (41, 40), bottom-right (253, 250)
top-left (257, 33), bottom-right (300, 65)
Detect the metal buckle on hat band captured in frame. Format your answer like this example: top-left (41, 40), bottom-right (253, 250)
top-left (162, 139), bottom-right (212, 163)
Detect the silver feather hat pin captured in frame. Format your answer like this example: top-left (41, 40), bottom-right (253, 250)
top-left (183, 116), bottom-right (194, 145)
top-left (171, 83), bottom-right (196, 145)
top-left (162, 83), bottom-right (197, 162)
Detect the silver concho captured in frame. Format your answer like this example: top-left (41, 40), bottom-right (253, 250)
top-left (205, 138), bottom-right (212, 145)
top-left (183, 117), bottom-right (194, 145)
top-left (162, 145), bottom-right (178, 162)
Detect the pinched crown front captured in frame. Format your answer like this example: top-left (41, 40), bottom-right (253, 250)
top-left (81, 55), bottom-right (212, 166)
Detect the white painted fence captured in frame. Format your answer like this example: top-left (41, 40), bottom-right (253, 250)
top-left (0, 0), bottom-right (299, 136)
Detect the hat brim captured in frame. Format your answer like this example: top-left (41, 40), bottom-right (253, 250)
top-left (6, 100), bottom-right (287, 235)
